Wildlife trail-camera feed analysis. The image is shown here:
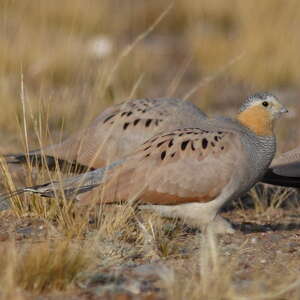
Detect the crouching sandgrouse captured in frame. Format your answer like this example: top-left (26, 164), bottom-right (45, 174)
top-left (0, 93), bottom-right (288, 234)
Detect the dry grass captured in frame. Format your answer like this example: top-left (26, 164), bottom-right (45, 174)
top-left (0, 240), bottom-right (90, 297)
top-left (1, 0), bottom-right (300, 143)
top-left (248, 184), bottom-right (298, 214)
top-left (162, 230), bottom-right (300, 300)
top-left (0, 1), bottom-right (300, 299)
top-left (190, 0), bottom-right (300, 88)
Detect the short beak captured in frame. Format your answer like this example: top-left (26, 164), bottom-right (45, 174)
top-left (280, 106), bottom-right (289, 114)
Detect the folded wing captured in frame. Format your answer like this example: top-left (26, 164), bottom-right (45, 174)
top-left (77, 127), bottom-right (245, 205)
top-left (262, 147), bottom-right (300, 187)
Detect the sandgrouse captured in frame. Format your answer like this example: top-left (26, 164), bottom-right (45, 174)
top-left (0, 93), bottom-right (288, 233)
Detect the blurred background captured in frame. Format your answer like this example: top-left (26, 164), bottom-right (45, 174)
top-left (0, 0), bottom-right (299, 154)
top-left (1, 4), bottom-right (300, 296)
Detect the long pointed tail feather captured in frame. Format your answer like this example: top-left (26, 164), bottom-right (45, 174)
top-left (23, 180), bottom-right (101, 199)
top-left (0, 159), bottom-right (124, 211)
top-left (4, 152), bottom-right (92, 173)
top-left (0, 178), bottom-right (101, 212)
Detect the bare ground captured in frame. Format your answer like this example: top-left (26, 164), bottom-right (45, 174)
top-left (1, 200), bottom-right (300, 299)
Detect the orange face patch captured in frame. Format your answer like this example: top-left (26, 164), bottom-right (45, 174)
top-left (237, 105), bottom-right (273, 136)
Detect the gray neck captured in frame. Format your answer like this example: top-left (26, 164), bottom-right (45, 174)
top-left (244, 134), bottom-right (276, 179)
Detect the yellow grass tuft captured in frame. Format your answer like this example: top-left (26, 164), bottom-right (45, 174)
top-left (0, 240), bottom-right (90, 295)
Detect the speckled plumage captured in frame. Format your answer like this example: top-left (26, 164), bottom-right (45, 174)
top-left (4, 98), bottom-right (207, 171)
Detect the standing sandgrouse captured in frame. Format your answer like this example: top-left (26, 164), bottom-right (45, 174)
top-left (0, 93), bottom-right (288, 233)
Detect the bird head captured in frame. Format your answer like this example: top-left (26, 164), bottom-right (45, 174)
top-left (240, 93), bottom-right (288, 118)
top-left (237, 93), bottom-right (288, 136)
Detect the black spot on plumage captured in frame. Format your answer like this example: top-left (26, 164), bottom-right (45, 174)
top-left (150, 137), bottom-right (158, 143)
top-left (142, 109), bottom-right (147, 113)
top-left (221, 146), bottom-right (225, 150)
top-left (179, 133), bottom-right (184, 137)
top-left (202, 138), bottom-right (208, 149)
top-left (144, 145), bottom-right (151, 151)
top-left (211, 142), bottom-right (215, 147)
top-left (171, 152), bottom-right (176, 157)
top-left (214, 136), bottom-right (219, 142)
top-left (127, 111), bottom-right (133, 116)
top-left (145, 153), bottom-right (151, 158)
top-left (161, 151), bottom-right (167, 160)
top-left (191, 141), bottom-right (195, 151)
top-left (145, 119), bottom-right (152, 127)
top-left (168, 139), bottom-right (174, 148)
top-left (103, 114), bottom-right (116, 123)
top-left (121, 112), bottom-right (127, 117)
top-left (157, 140), bottom-right (167, 148)
top-left (123, 122), bottom-right (130, 130)
top-left (134, 119), bottom-right (140, 126)
top-left (218, 131), bottom-right (223, 134)
top-left (181, 140), bottom-right (189, 151)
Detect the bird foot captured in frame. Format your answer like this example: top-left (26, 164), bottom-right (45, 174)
top-left (206, 215), bottom-right (235, 234)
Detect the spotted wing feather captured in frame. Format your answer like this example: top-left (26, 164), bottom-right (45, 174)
top-left (78, 127), bottom-right (245, 205)
top-left (4, 98), bottom-right (206, 171)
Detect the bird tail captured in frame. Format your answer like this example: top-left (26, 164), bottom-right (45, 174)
top-left (261, 169), bottom-right (300, 188)
top-left (0, 159), bottom-right (124, 211)
top-left (3, 152), bottom-right (91, 173)
top-left (0, 176), bottom-right (101, 212)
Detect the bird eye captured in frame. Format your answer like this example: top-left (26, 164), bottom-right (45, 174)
top-left (262, 101), bottom-right (269, 107)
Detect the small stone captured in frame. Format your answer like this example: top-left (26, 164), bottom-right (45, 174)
top-left (260, 259), bottom-right (266, 264)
